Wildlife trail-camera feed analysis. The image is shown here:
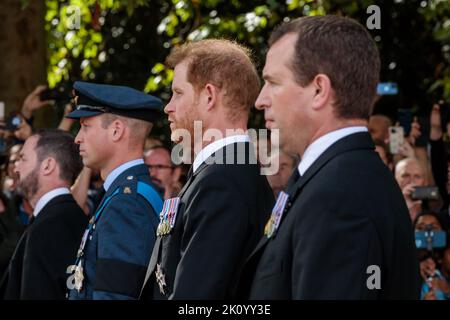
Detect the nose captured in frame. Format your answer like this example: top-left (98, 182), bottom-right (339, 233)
top-left (164, 99), bottom-right (175, 115)
top-left (74, 129), bottom-right (82, 145)
top-left (255, 84), bottom-right (270, 111)
top-left (14, 160), bottom-right (20, 175)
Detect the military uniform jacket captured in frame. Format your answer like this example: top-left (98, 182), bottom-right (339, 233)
top-left (141, 142), bottom-right (274, 299)
top-left (240, 132), bottom-right (420, 299)
top-left (69, 164), bottom-right (162, 300)
top-left (2, 194), bottom-right (87, 300)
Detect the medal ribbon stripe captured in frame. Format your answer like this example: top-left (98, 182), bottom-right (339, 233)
top-left (273, 192), bottom-right (289, 230)
top-left (169, 198), bottom-right (180, 228)
top-left (156, 197), bottom-right (181, 236)
top-left (264, 191), bottom-right (289, 238)
top-left (160, 198), bottom-right (168, 221)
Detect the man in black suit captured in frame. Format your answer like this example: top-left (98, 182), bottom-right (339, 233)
top-left (242, 15), bottom-right (420, 299)
top-left (140, 39), bottom-right (274, 299)
top-left (1, 130), bottom-right (87, 299)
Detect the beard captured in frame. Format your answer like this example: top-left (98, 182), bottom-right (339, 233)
top-left (170, 104), bottom-right (201, 164)
top-left (18, 166), bottom-right (40, 200)
top-left (170, 107), bottom-right (200, 143)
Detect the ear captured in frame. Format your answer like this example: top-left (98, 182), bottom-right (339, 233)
top-left (311, 74), bottom-right (333, 110)
top-left (110, 119), bottom-right (126, 142)
top-left (203, 84), bottom-right (219, 111)
top-left (41, 157), bottom-right (57, 176)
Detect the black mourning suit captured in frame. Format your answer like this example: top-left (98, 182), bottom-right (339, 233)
top-left (240, 132), bottom-right (420, 299)
top-left (141, 141), bottom-right (275, 299)
top-left (1, 193), bottom-right (87, 299)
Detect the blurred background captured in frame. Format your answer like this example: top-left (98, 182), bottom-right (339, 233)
top-left (0, 0), bottom-right (448, 143)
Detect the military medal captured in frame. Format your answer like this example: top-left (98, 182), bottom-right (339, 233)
top-left (155, 263), bottom-right (167, 295)
top-left (74, 264), bottom-right (84, 292)
top-left (264, 191), bottom-right (289, 238)
top-left (156, 197), bottom-right (180, 236)
top-left (71, 217), bottom-right (94, 292)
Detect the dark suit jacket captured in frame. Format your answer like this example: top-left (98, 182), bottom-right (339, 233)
top-left (241, 132), bottom-right (420, 299)
top-left (142, 142), bottom-right (274, 299)
top-left (2, 193), bottom-right (87, 300)
top-left (0, 195), bottom-right (26, 277)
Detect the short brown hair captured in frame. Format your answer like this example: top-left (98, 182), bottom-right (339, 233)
top-left (33, 130), bottom-right (83, 184)
top-left (269, 15), bottom-right (380, 120)
top-left (166, 39), bottom-right (260, 122)
top-left (100, 114), bottom-right (152, 150)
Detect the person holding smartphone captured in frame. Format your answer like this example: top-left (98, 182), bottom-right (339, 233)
top-left (395, 157), bottom-right (427, 222)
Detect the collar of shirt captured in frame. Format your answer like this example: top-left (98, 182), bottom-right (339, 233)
top-left (33, 187), bottom-right (71, 217)
top-left (298, 126), bottom-right (368, 176)
top-left (103, 159), bottom-right (144, 192)
top-left (193, 134), bottom-right (251, 173)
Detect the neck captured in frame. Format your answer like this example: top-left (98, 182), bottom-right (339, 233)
top-left (100, 151), bottom-right (143, 181)
top-left (30, 182), bottom-right (68, 209)
top-left (299, 118), bottom-right (367, 157)
top-left (192, 123), bottom-right (248, 158)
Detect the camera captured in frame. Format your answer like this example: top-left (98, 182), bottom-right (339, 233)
top-left (415, 226), bottom-right (447, 251)
top-left (411, 186), bottom-right (440, 201)
top-left (40, 85), bottom-right (72, 106)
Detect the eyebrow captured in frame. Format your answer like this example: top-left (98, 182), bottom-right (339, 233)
top-left (262, 73), bottom-right (276, 82)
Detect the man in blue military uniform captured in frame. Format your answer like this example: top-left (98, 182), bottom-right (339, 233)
top-left (66, 81), bottom-right (164, 300)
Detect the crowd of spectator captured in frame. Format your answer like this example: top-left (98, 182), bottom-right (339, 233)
top-left (0, 85), bottom-right (449, 299)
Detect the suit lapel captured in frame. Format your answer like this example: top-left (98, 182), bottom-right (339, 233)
top-left (287, 132), bottom-right (374, 200)
top-left (140, 162), bottom-right (208, 295)
top-left (246, 132), bottom-right (374, 261)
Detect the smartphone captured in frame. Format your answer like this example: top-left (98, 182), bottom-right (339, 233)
top-left (40, 86), bottom-right (71, 104)
top-left (377, 82), bottom-right (398, 95)
top-left (411, 186), bottom-right (440, 201)
top-left (415, 230), bottom-right (447, 250)
top-left (414, 115), bottom-right (430, 147)
top-left (0, 101), bottom-right (5, 121)
top-left (438, 100), bottom-right (449, 129)
top-left (397, 109), bottom-right (413, 136)
top-left (388, 126), bottom-right (404, 154)
top-left (40, 87), bottom-right (56, 101)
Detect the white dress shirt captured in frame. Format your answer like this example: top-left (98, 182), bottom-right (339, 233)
top-left (298, 126), bottom-right (368, 176)
top-left (193, 135), bottom-right (251, 173)
top-left (103, 159), bottom-right (144, 192)
top-left (33, 187), bottom-right (71, 217)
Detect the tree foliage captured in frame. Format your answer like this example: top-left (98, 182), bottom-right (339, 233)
top-left (44, 0), bottom-right (450, 140)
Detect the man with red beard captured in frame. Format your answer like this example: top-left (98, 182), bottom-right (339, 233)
top-left (1, 130), bottom-right (87, 299)
top-left (140, 39), bottom-right (274, 299)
